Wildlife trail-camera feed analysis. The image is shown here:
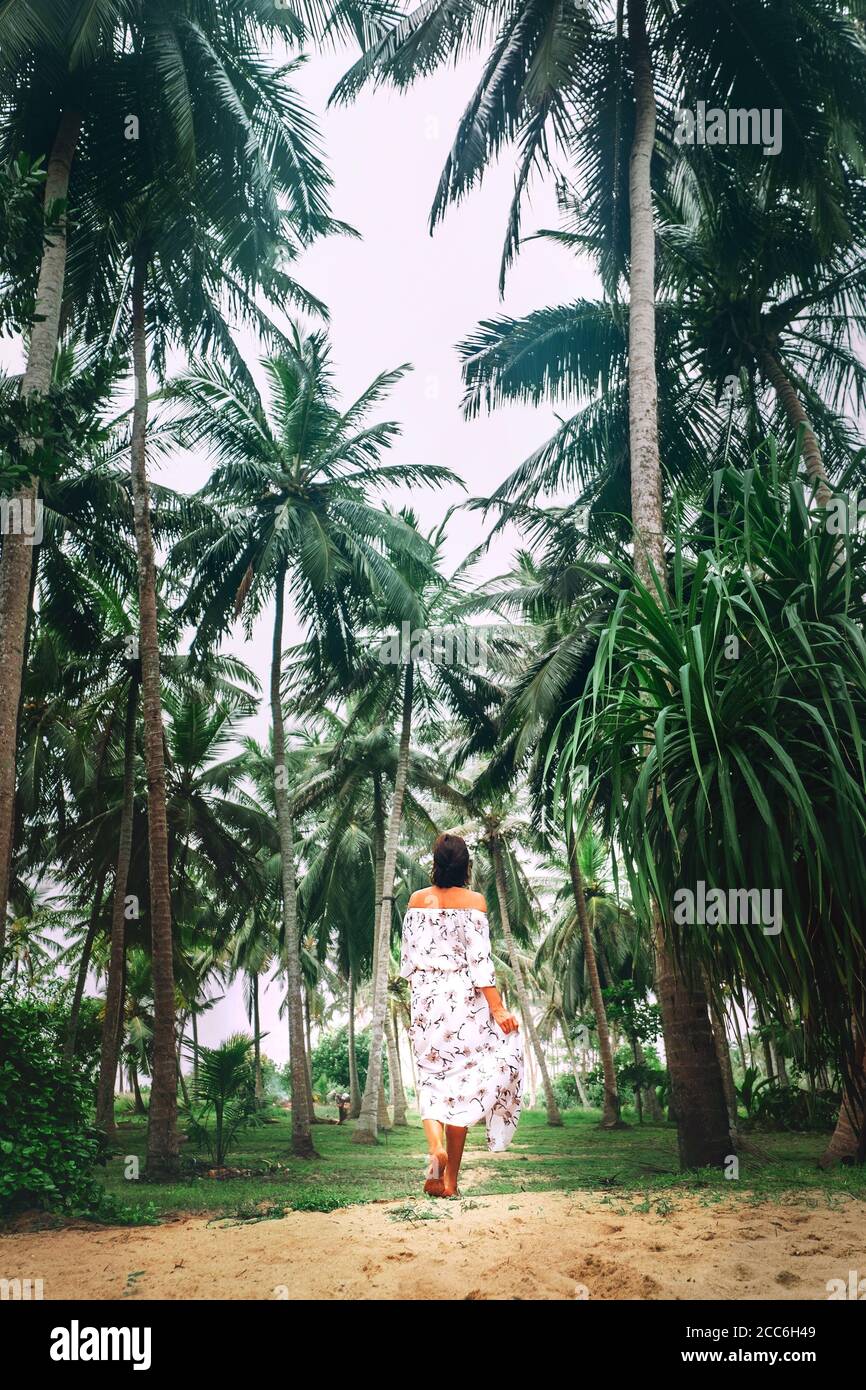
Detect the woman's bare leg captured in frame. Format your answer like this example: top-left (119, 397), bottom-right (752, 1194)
top-left (443, 1124), bottom-right (467, 1196)
top-left (422, 1118), bottom-right (447, 1194)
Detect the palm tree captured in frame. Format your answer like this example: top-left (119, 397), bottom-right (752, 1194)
top-left (167, 330), bottom-right (453, 1154)
top-left (471, 800), bottom-right (563, 1127)
top-left (293, 527), bottom-right (514, 1143)
top-left (561, 449), bottom-right (866, 1163)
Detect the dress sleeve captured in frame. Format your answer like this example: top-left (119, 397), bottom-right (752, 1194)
top-left (399, 908), bottom-right (417, 981)
top-left (463, 910), bottom-right (496, 988)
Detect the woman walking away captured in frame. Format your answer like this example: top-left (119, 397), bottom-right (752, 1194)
top-left (400, 833), bottom-right (524, 1197)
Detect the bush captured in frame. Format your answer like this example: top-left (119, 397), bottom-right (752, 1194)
top-left (184, 1034), bottom-right (262, 1167)
top-left (549, 1073), bottom-right (581, 1110)
top-left (750, 1083), bottom-right (839, 1133)
top-left (310, 1025), bottom-right (376, 1096)
top-left (0, 987), bottom-right (105, 1215)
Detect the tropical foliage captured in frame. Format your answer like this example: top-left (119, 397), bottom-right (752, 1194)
top-left (1, 0), bottom-right (866, 1224)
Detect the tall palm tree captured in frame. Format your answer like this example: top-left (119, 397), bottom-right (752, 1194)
top-left (167, 330), bottom-right (453, 1154)
top-left (293, 527), bottom-right (514, 1143)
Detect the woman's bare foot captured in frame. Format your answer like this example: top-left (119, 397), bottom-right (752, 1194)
top-left (423, 1150), bottom-right (447, 1196)
top-left (440, 1167), bottom-right (460, 1198)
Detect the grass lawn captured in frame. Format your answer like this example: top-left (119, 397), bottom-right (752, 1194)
top-left (95, 1103), bottom-right (866, 1225)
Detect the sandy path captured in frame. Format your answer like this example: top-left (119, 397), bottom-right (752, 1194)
top-left (3, 1193), bottom-right (864, 1300)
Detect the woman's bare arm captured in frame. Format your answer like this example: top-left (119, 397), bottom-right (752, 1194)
top-left (479, 985), bottom-right (519, 1034)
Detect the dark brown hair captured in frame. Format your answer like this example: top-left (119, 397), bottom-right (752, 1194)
top-left (431, 833), bottom-right (470, 888)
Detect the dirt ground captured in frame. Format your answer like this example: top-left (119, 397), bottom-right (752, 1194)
top-left (3, 1192), bottom-right (864, 1300)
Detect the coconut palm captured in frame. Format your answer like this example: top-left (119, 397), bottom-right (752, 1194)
top-left (166, 329), bottom-right (454, 1154)
top-left (292, 523), bottom-right (519, 1142)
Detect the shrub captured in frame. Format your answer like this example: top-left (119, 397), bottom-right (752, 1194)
top-left (184, 1034), bottom-right (262, 1167)
top-left (0, 987), bottom-right (105, 1215)
top-left (751, 1083), bottom-right (839, 1133)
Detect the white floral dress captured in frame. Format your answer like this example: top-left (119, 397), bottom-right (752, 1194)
top-left (399, 906), bottom-right (524, 1151)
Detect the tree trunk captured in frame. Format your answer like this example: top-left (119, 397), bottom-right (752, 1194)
top-left (654, 916), bottom-right (733, 1167)
top-left (347, 969), bottom-right (361, 1117)
top-left (637, 1040), bottom-right (665, 1121)
top-left (491, 833), bottom-right (562, 1126)
top-left (759, 348), bottom-right (831, 505)
top-left (131, 1062), bottom-right (146, 1115)
top-left (370, 773), bottom-right (392, 1132)
top-left (271, 572), bottom-right (316, 1157)
top-left (755, 998), bottom-right (776, 1081)
top-left (561, 1022), bottom-right (590, 1106)
top-left (353, 663), bottom-right (413, 1143)
top-left (176, 1015), bottom-right (190, 1107)
top-left (303, 985), bottom-right (318, 1121)
top-left (64, 871), bottom-right (107, 1061)
top-left (191, 1010), bottom-right (199, 1090)
top-left (385, 1004), bottom-right (408, 1124)
top-left (706, 979), bottom-right (738, 1135)
top-left (820, 1029), bottom-right (866, 1167)
top-left (626, 0), bottom-right (733, 1170)
top-left (130, 259), bottom-right (178, 1182)
top-left (626, 0), bottom-right (663, 591)
top-left (96, 678), bottom-right (139, 1134)
top-left (567, 837), bottom-right (623, 1127)
top-left (0, 110), bottom-right (81, 949)
top-left (252, 973), bottom-right (264, 1104)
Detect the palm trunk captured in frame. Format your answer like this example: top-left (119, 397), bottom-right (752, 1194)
top-left (347, 969), bottom-right (361, 1117)
top-left (526, 1033), bottom-right (537, 1108)
top-left (706, 977), bottom-right (738, 1134)
top-left (130, 258), bottom-right (178, 1182)
top-left (626, 0), bottom-right (663, 591)
top-left (370, 772), bottom-right (391, 1132)
top-left (353, 663), bottom-right (413, 1143)
top-left (252, 974), bottom-right (264, 1104)
top-left (303, 985), bottom-right (317, 1120)
top-left (191, 1010), bottom-right (199, 1090)
top-left (636, 1040), bottom-right (665, 1121)
top-left (561, 1023), bottom-right (590, 1107)
top-left (271, 571), bottom-right (316, 1157)
top-left (385, 1004), bottom-right (408, 1124)
top-left (0, 110), bottom-right (81, 949)
top-left (130, 1061), bottom-right (146, 1115)
top-left (176, 1015), bottom-right (190, 1106)
top-left (96, 678), bottom-right (139, 1133)
top-left (821, 1026), bottom-right (866, 1167)
top-left (755, 997), bottom-right (776, 1081)
top-left (759, 348), bottom-right (831, 505)
top-left (653, 914), bottom-right (732, 1167)
top-left (627, 0), bottom-right (732, 1170)
top-left (491, 833), bottom-right (562, 1126)
top-left (567, 838), bottom-right (622, 1127)
top-left (64, 871), bottom-right (107, 1061)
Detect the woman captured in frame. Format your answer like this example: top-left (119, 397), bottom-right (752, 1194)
top-left (400, 832), bottom-right (524, 1198)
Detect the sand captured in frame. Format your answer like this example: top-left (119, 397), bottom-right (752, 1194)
top-left (2, 1192), bottom-right (864, 1300)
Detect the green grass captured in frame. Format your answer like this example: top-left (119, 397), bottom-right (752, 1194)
top-left (91, 1104), bottom-right (866, 1225)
